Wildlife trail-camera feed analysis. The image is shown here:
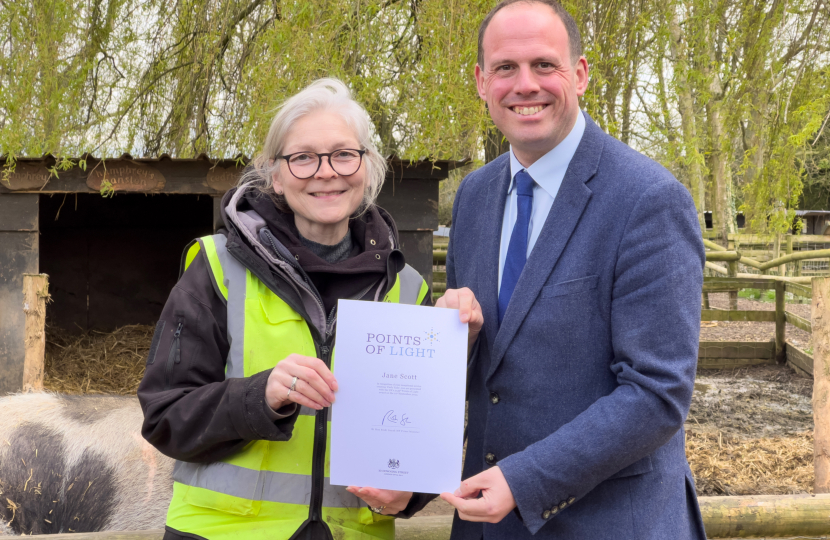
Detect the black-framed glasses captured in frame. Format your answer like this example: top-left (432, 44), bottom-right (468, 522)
top-left (279, 149), bottom-right (366, 179)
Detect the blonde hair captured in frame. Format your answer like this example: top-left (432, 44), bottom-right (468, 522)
top-left (239, 78), bottom-right (387, 215)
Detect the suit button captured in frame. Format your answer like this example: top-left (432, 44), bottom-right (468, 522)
top-left (542, 510), bottom-right (551, 520)
top-left (567, 496), bottom-right (575, 505)
top-left (485, 453), bottom-right (496, 465)
top-left (550, 506), bottom-right (559, 515)
top-left (490, 392), bottom-right (500, 404)
top-left (559, 501), bottom-right (568, 511)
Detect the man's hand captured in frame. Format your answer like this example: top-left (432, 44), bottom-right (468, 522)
top-left (440, 466), bottom-right (516, 523)
top-left (345, 486), bottom-right (413, 515)
top-left (435, 287), bottom-right (484, 348)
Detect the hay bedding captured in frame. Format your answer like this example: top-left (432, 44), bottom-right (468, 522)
top-left (44, 325), bottom-right (154, 395)
top-left (686, 365), bottom-right (815, 496)
top-left (43, 327), bottom-right (817, 498)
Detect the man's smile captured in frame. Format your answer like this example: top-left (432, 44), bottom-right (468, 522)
top-left (510, 104), bottom-right (547, 116)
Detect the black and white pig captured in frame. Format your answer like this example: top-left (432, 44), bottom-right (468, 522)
top-left (0, 392), bottom-right (173, 536)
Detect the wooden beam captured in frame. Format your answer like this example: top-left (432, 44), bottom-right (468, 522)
top-left (22, 274), bottom-right (49, 392)
top-left (28, 494), bottom-right (830, 539)
top-left (775, 281), bottom-right (786, 363)
top-left (703, 238), bottom-right (726, 251)
top-left (0, 158), bottom-right (452, 195)
top-left (759, 249), bottom-right (830, 271)
top-left (727, 259), bottom-right (738, 310)
top-left (786, 340), bottom-right (813, 377)
top-left (705, 251), bottom-right (741, 262)
top-left (14, 531), bottom-right (163, 539)
top-left (813, 277), bottom-right (830, 494)
top-left (698, 341), bottom-right (775, 359)
top-left (701, 310), bottom-right (775, 322)
top-left (784, 311), bottom-right (812, 333)
top-left (705, 261), bottom-right (727, 274)
top-left (785, 281), bottom-right (813, 299)
top-left (703, 277), bottom-right (777, 292)
top-left (0, 194), bottom-right (39, 395)
top-left (699, 493), bottom-right (830, 538)
top-left (697, 357), bottom-right (777, 369)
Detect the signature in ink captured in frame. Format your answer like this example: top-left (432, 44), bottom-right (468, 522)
top-left (382, 410), bottom-right (412, 427)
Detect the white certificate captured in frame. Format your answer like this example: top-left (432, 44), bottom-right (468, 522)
top-left (330, 299), bottom-right (467, 494)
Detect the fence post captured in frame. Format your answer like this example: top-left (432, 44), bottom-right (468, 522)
top-left (785, 233), bottom-right (793, 277)
top-left (773, 234), bottom-right (781, 275)
top-left (813, 277), bottom-right (830, 493)
top-left (22, 274), bottom-right (49, 392)
top-left (775, 280), bottom-right (786, 363)
top-left (727, 260), bottom-right (738, 310)
top-left (796, 233), bottom-right (803, 277)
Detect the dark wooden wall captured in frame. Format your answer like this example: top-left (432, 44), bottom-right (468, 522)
top-left (39, 194), bottom-right (214, 332)
top-left (0, 195), bottom-right (39, 395)
top-left (0, 158), bottom-right (448, 393)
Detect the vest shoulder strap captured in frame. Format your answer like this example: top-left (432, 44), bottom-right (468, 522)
top-left (389, 264), bottom-right (430, 305)
top-left (181, 234), bottom-right (230, 302)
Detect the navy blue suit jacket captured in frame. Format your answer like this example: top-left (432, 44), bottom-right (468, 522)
top-left (446, 113), bottom-right (707, 539)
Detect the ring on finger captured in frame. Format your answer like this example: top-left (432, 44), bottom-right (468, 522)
top-left (286, 376), bottom-right (299, 399)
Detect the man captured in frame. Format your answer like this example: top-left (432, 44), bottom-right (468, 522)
top-left (437, 1), bottom-right (707, 538)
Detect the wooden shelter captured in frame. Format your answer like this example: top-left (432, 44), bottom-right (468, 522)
top-left (0, 155), bottom-right (460, 394)
top-left (796, 210), bottom-right (830, 235)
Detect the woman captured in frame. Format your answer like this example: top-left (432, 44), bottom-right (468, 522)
top-left (138, 79), bottom-right (475, 540)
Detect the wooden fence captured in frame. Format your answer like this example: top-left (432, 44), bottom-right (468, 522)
top-left (700, 276), bottom-right (815, 375)
top-left (431, 238), bottom-right (821, 377)
top-left (432, 234), bottom-right (830, 300)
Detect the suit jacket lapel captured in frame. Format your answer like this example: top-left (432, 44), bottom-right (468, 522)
top-left (477, 157), bottom-right (511, 355)
top-left (488, 114), bottom-right (605, 380)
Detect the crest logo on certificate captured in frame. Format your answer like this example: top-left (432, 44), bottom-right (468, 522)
top-left (330, 299), bottom-right (467, 494)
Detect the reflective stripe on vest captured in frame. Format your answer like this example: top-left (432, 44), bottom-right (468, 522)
top-left (174, 461), bottom-right (363, 508)
top-left (170, 234), bottom-right (427, 539)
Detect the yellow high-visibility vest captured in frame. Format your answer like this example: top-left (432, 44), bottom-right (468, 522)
top-left (167, 234), bottom-right (429, 540)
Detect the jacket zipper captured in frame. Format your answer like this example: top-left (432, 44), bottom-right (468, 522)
top-left (164, 321), bottom-right (184, 390)
top-left (227, 227), bottom-right (389, 531)
top-left (309, 341), bottom-right (333, 524)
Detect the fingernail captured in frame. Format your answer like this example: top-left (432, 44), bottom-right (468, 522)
top-left (454, 490), bottom-right (461, 496)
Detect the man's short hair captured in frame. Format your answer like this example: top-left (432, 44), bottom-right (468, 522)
top-left (477, 0), bottom-right (583, 66)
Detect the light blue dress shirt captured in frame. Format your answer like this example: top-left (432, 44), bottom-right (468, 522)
top-left (498, 111), bottom-right (586, 293)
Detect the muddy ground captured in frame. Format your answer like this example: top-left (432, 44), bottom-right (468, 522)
top-left (41, 301), bottom-right (818, 517)
top-left (417, 363), bottom-right (816, 516)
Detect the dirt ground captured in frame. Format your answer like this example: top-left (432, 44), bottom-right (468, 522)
top-left (416, 362), bottom-right (816, 517)
top-left (40, 314), bottom-right (817, 517)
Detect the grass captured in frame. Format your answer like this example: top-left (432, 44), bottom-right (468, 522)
top-left (738, 288), bottom-right (776, 302)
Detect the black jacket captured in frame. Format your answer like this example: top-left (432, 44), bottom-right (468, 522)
top-left (138, 186), bottom-right (434, 532)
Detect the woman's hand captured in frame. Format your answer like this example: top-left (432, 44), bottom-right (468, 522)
top-left (265, 354), bottom-right (338, 411)
top-left (436, 287), bottom-right (484, 348)
top-left (345, 486), bottom-right (413, 515)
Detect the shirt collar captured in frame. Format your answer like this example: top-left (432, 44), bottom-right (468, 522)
top-left (508, 110), bottom-right (586, 197)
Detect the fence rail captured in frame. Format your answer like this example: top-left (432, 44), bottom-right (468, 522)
top-left (27, 494), bottom-right (830, 539)
top-left (432, 234), bottom-right (830, 300)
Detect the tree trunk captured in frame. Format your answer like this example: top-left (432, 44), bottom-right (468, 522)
top-left (668, 6), bottom-right (706, 231)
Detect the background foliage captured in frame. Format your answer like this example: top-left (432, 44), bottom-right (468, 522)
top-left (1, 0), bottom-right (828, 233)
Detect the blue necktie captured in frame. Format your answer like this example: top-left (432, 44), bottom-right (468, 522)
top-left (498, 170), bottom-right (535, 325)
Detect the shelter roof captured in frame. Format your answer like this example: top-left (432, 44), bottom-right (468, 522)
top-left (1, 154), bottom-right (468, 195)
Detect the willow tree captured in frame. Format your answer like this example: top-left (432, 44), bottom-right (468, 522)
top-left (0, 0), bottom-right (490, 167)
top-left (3, 0), bottom-right (829, 238)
